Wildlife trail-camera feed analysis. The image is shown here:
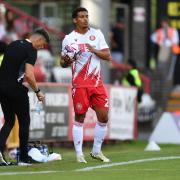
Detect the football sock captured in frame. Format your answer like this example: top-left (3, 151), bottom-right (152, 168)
top-left (92, 121), bottom-right (107, 154)
top-left (72, 122), bottom-right (84, 156)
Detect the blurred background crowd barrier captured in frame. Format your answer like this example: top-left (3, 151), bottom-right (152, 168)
top-left (0, 0), bottom-right (179, 145)
top-left (0, 83), bottom-right (138, 148)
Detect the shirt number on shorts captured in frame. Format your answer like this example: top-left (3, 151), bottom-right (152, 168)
top-left (105, 98), bottom-right (109, 108)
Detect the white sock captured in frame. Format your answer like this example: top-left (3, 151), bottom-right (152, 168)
top-left (92, 121), bottom-right (107, 154)
top-left (72, 122), bottom-right (83, 156)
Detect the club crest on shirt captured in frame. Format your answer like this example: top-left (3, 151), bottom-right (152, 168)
top-left (76, 103), bottom-right (83, 111)
top-left (89, 35), bottom-right (96, 41)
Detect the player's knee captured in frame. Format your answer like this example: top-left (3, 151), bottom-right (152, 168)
top-left (75, 113), bottom-right (86, 123)
top-left (102, 118), bottom-right (108, 123)
top-left (5, 120), bottom-right (15, 130)
top-left (98, 115), bottom-right (108, 123)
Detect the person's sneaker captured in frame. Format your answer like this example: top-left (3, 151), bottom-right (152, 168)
top-left (90, 151), bottom-right (110, 162)
top-left (76, 155), bottom-right (87, 164)
top-left (0, 151), bottom-right (8, 166)
top-left (8, 162), bottom-right (17, 166)
top-left (18, 161), bottom-right (32, 166)
top-left (18, 157), bottom-right (32, 166)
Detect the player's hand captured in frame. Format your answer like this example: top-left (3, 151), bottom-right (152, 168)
top-left (36, 91), bottom-right (45, 102)
top-left (85, 43), bottom-right (96, 53)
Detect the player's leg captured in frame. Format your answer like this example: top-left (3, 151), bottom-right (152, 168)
top-left (90, 107), bottom-right (110, 162)
top-left (0, 97), bottom-right (15, 165)
top-left (90, 86), bottom-right (110, 162)
top-left (72, 88), bottom-right (89, 163)
top-left (0, 99), bottom-right (16, 152)
top-left (13, 87), bottom-right (31, 165)
top-left (73, 113), bottom-right (87, 163)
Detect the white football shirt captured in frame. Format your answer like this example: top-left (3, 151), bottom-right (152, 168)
top-left (61, 27), bottom-right (109, 88)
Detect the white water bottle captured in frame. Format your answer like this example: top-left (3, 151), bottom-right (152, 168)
top-left (35, 101), bottom-right (43, 114)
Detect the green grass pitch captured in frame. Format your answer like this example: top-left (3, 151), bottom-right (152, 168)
top-left (0, 141), bottom-right (180, 180)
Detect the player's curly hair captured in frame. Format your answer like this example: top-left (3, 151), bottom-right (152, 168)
top-left (72, 7), bottom-right (88, 19)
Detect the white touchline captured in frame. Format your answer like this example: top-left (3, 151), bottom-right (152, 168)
top-left (0, 170), bottom-right (62, 176)
top-left (0, 156), bottom-right (180, 176)
top-left (75, 156), bottom-right (180, 171)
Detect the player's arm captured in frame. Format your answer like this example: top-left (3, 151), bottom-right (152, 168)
top-left (85, 44), bottom-right (111, 61)
top-left (60, 37), bottom-right (75, 68)
top-left (25, 63), bottom-right (45, 101)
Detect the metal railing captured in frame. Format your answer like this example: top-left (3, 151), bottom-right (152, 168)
top-left (0, 0), bottom-right (65, 39)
